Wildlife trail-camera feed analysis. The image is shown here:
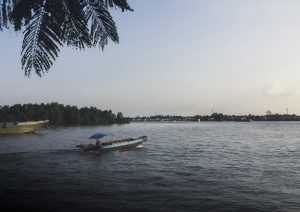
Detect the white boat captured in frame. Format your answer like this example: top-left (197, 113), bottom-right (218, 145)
top-left (76, 133), bottom-right (147, 152)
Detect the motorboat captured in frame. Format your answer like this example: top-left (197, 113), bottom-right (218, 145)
top-left (76, 133), bottom-right (147, 152)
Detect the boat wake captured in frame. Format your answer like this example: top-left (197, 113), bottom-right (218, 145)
top-left (118, 145), bottom-right (144, 152)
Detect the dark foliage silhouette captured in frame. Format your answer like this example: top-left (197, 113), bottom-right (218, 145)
top-left (0, 0), bottom-right (132, 77)
top-left (0, 103), bottom-right (129, 125)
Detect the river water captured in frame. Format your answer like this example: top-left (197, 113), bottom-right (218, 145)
top-left (0, 122), bottom-right (299, 212)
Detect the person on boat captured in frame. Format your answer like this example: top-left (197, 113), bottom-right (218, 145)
top-left (96, 139), bottom-right (100, 146)
top-left (96, 139), bottom-right (104, 147)
top-left (91, 139), bottom-right (97, 145)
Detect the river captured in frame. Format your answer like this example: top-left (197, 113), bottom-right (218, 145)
top-left (0, 122), bottom-right (299, 212)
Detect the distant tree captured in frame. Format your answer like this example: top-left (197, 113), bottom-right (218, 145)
top-left (48, 103), bottom-right (64, 124)
top-left (116, 112), bottom-right (123, 123)
top-left (0, 0), bottom-right (133, 77)
top-left (63, 105), bottom-right (80, 124)
top-left (266, 110), bottom-right (272, 115)
top-left (211, 113), bottom-right (224, 121)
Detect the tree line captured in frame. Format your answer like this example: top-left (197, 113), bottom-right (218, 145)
top-left (133, 113), bottom-right (300, 122)
top-left (199, 113), bottom-right (300, 121)
top-left (0, 103), bottom-right (129, 125)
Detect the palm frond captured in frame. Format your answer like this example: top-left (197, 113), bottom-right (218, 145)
top-left (0, 0), bottom-right (12, 30)
top-left (104, 0), bottom-right (133, 11)
top-left (0, 2), bottom-right (2, 30)
top-left (10, 0), bottom-right (36, 31)
top-left (21, 0), bottom-right (62, 77)
top-left (61, 0), bottom-right (91, 49)
top-left (1, 0), bottom-right (133, 77)
top-left (84, 0), bottom-right (118, 49)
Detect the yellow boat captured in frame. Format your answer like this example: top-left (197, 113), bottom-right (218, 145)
top-left (0, 120), bottom-right (49, 135)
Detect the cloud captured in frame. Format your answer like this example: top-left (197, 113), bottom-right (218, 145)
top-left (262, 81), bottom-right (294, 97)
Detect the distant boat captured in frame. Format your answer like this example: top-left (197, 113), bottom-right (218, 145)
top-left (0, 120), bottom-right (49, 135)
top-left (76, 133), bottom-right (148, 152)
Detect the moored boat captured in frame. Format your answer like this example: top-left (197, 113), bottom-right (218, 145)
top-left (0, 120), bottom-right (49, 135)
top-left (76, 133), bottom-right (148, 152)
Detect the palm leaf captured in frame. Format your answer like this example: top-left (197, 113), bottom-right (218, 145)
top-left (1, 0), bottom-right (31, 30)
top-left (0, 0), bottom-right (12, 30)
top-left (10, 0), bottom-right (35, 31)
top-left (0, 3), bottom-right (2, 30)
top-left (84, 0), bottom-right (118, 49)
top-left (104, 0), bottom-right (133, 11)
top-left (21, 0), bottom-right (62, 77)
top-left (1, 0), bottom-right (133, 77)
top-left (61, 0), bottom-right (91, 49)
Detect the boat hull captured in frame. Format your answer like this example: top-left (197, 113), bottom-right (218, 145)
top-left (76, 136), bottom-right (147, 152)
top-left (0, 120), bottom-right (49, 135)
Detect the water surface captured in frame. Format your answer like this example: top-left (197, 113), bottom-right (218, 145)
top-left (0, 122), bottom-right (299, 211)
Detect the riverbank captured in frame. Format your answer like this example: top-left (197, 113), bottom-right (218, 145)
top-left (132, 113), bottom-right (300, 122)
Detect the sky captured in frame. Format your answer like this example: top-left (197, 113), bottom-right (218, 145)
top-left (1, 0), bottom-right (300, 116)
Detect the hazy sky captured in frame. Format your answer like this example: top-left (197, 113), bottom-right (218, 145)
top-left (1, 0), bottom-right (300, 116)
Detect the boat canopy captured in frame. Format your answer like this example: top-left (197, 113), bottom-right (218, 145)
top-left (89, 133), bottom-right (112, 139)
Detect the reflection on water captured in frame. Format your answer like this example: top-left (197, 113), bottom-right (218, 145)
top-left (0, 122), bottom-right (299, 212)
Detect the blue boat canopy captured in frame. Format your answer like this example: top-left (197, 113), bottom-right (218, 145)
top-left (89, 133), bottom-right (112, 139)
